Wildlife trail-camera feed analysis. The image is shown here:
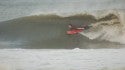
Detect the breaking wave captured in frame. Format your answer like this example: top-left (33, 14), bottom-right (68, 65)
top-left (29, 9), bottom-right (125, 44)
top-left (80, 10), bottom-right (125, 44)
top-left (0, 9), bottom-right (125, 48)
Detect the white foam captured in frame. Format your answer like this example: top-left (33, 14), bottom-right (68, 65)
top-left (0, 49), bottom-right (125, 70)
top-left (80, 10), bottom-right (125, 44)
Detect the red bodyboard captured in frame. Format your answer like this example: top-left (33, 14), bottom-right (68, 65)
top-left (67, 29), bottom-right (83, 35)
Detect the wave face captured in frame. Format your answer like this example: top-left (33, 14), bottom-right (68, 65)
top-left (0, 0), bottom-right (125, 22)
top-left (0, 10), bottom-right (125, 49)
top-left (0, 14), bottom-right (96, 49)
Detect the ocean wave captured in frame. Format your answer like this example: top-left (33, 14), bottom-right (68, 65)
top-left (7, 9), bottom-right (125, 44)
top-left (1, 9), bottom-right (125, 48)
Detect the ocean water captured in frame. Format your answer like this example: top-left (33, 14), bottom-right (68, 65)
top-left (0, 0), bottom-right (125, 70)
top-left (0, 0), bottom-right (125, 22)
top-left (0, 49), bottom-right (125, 70)
top-left (0, 0), bottom-right (125, 49)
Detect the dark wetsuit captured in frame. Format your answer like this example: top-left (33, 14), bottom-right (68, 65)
top-left (69, 24), bottom-right (92, 30)
top-left (83, 25), bottom-right (91, 30)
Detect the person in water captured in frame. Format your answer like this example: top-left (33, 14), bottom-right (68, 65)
top-left (67, 24), bottom-right (92, 35)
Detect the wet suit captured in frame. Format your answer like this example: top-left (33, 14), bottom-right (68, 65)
top-left (69, 24), bottom-right (92, 30)
top-left (83, 25), bottom-right (92, 30)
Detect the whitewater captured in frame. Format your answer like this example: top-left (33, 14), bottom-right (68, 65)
top-left (0, 49), bottom-right (125, 70)
top-left (80, 10), bottom-right (125, 44)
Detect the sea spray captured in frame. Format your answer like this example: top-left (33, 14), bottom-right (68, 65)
top-left (80, 10), bottom-right (125, 44)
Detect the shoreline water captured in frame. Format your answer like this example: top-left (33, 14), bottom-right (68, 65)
top-left (0, 49), bottom-right (125, 70)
